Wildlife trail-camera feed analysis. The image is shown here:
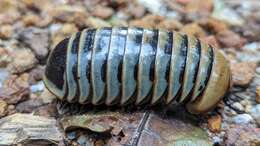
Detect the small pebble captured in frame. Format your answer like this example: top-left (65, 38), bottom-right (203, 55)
top-left (180, 23), bottom-right (206, 37)
top-left (30, 81), bottom-right (44, 93)
top-left (0, 68), bottom-right (9, 88)
top-left (86, 17), bottom-right (111, 28)
top-left (137, 0), bottom-right (167, 16)
top-left (129, 15), bottom-right (164, 28)
top-left (8, 105), bottom-right (15, 110)
top-left (129, 4), bottom-right (146, 18)
top-left (91, 6), bottom-right (114, 19)
top-left (232, 114), bottom-right (253, 124)
top-left (216, 30), bottom-right (246, 48)
top-left (158, 19), bottom-right (183, 30)
top-left (18, 27), bottom-right (49, 60)
top-left (224, 107), bottom-right (237, 116)
top-left (256, 86), bottom-right (260, 103)
top-left (77, 135), bottom-right (88, 145)
top-left (199, 18), bottom-right (228, 33)
top-left (232, 102), bottom-right (244, 111)
top-left (0, 100), bottom-right (8, 117)
top-left (240, 99), bottom-right (249, 106)
top-left (256, 67), bottom-right (260, 74)
top-left (7, 49), bottom-right (38, 74)
top-left (0, 25), bottom-right (13, 39)
top-left (16, 98), bottom-right (44, 113)
top-left (28, 65), bottom-right (45, 84)
top-left (71, 141), bottom-right (78, 146)
top-left (231, 62), bottom-right (256, 86)
top-left (212, 136), bottom-right (222, 145)
top-left (67, 131), bottom-right (77, 140)
top-left (244, 104), bottom-right (252, 113)
top-left (242, 42), bottom-right (260, 52)
top-left (212, 0), bottom-right (245, 26)
top-left (22, 14), bottom-right (41, 27)
top-left (208, 115), bottom-right (222, 133)
top-left (0, 47), bottom-right (12, 67)
top-left (250, 104), bottom-right (260, 126)
top-left (224, 125), bottom-right (260, 146)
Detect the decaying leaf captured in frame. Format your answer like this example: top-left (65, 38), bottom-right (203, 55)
top-left (61, 111), bottom-right (212, 146)
top-left (61, 111), bottom-right (142, 139)
top-left (0, 113), bottom-right (63, 145)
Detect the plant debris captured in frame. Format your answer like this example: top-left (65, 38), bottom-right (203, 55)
top-left (0, 113), bottom-right (63, 145)
top-left (61, 111), bottom-right (211, 145)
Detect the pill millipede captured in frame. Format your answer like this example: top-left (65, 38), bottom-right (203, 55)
top-left (43, 27), bottom-right (231, 114)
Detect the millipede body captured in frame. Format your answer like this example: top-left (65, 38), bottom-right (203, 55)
top-left (43, 27), bottom-right (231, 114)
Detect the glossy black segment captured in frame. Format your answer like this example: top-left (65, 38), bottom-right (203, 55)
top-left (184, 39), bottom-right (201, 103)
top-left (164, 32), bottom-right (173, 54)
top-left (165, 32), bottom-right (173, 82)
top-left (84, 29), bottom-right (96, 102)
top-left (71, 32), bottom-right (81, 100)
top-left (133, 28), bottom-right (143, 44)
top-left (175, 34), bottom-right (188, 101)
top-left (192, 39), bottom-right (201, 83)
top-left (200, 46), bottom-right (214, 93)
top-left (133, 28), bottom-right (143, 81)
top-left (179, 35), bottom-right (188, 83)
top-left (118, 61), bottom-right (123, 83)
top-left (45, 38), bottom-right (69, 90)
top-left (149, 29), bottom-right (159, 82)
top-left (85, 29), bottom-right (96, 83)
